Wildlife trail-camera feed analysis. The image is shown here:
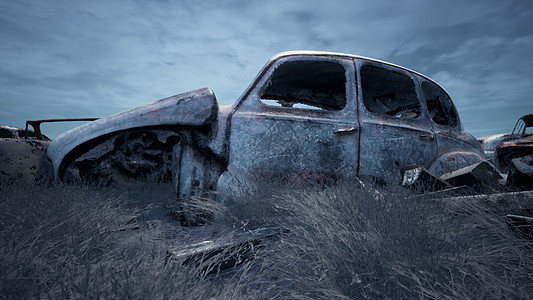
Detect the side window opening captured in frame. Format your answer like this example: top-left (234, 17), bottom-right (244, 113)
top-left (512, 115), bottom-right (533, 136)
top-left (360, 64), bottom-right (421, 119)
top-left (260, 60), bottom-right (347, 111)
top-left (422, 81), bottom-right (458, 127)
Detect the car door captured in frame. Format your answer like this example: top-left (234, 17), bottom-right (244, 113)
top-left (226, 55), bottom-right (359, 187)
top-left (356, 60), bottom-right (438, 183)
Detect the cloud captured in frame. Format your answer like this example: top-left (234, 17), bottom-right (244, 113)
top-left (0, 0), bottom-right (532, 138)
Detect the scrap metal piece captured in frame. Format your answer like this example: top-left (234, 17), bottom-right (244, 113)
top-left (505, 214), bottom-right (533, 237)
top-left (166, 227), bottom-right (282, 275)
top-left (442, 190), bottom-right (533, 205)
top-left (401, 165), bottom-right (453, 192)
top-left (440, 161), bottom-right (503, 187)
top-left (507, 154), bottom-right (533, 190)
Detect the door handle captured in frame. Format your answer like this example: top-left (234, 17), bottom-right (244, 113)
top-left (334, 127), bottom-right (358, 135)
top-left (419, 134), bottom-right (435, 141)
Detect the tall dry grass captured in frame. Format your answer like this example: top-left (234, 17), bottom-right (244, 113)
top-left (0, 181), bottom-right (253, 299)
top-left (236, 185), bottom-right (533, 299)
top-left (1, 180), bottom-right (532, 299)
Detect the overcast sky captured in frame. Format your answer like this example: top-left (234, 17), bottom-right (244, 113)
top-left (1, 0), bottom-right (532, 138)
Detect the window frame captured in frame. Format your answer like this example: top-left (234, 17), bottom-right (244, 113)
top-left (246, 55), bottom-right (356, 120)
top-left (358, 61), bottom-right (423, 122)
top-left (419, 78), bottom-right (461, 130)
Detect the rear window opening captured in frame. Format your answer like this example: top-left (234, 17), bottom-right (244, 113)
top-left (422, 81), bottom-right (458, 127)
top-left (512, 114), bottom-right (533, 136)
top-left (260, 60), bottom-right (347, 111)
top-left (361, 64), bottom-right (421, 119)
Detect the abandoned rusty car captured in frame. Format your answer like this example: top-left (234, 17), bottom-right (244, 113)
top-left (493, 114), bottom-right (533, 190)
top-left (2, 51), bottom-right (494, 211)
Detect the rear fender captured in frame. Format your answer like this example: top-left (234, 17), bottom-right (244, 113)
top-left (428, 151), bottom-right (486, 177)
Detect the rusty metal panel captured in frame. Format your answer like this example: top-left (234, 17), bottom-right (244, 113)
top-left (225, 55), bottom-right (359, 190)
top-left (177, 131), bottom-right (225, 225)
top-left (230, 114), bottom-right (357, 181)
top-left (428, 150), bottom-right (487, 177)
top-left (0, 138), bottom-right (52, 183)
top-left (431, 128), bottom-right (485, 173)
top-left (358, 122), bottom-right (438, 183)
top-left (440, 161), bottom-right (503, 186)
top-left (47, 88), bottom-right (218, 180)
top-left (166, 227), bottom-right (282, 274)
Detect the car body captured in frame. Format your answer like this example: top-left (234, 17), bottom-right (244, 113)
top-left (490, 114), bottom-right (533, 189)
top-left (479, 113), bottom-right (533, 163)
top-left (40, 51), bottom-right (485, 203)
top-left (493, 113), bottom-right (533, 171)
top-left (0, 126), bottom-right (52, 183)
top-left (1, 51), bottom-right (488, 217)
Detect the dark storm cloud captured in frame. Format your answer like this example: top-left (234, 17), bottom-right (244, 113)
top-left (385, 0), bottom-right (533, 136)
top-left (1, 0), bottom-right (532, 138)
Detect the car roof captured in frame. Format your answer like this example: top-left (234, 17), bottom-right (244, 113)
top-left (271, 50), bottom-right (449, 95)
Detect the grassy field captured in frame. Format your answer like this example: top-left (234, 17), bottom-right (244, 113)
top-left (1, 180), bottom-right (532, 299)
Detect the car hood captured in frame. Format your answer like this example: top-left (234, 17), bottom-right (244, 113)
top-left (498, 134), bottom-right (533, 148)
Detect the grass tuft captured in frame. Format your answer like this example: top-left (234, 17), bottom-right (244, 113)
top-left (1, 180), bottom-right (532, 299)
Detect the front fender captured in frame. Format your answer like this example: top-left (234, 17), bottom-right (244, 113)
top-left (47, 88), bottom-right (218, 180)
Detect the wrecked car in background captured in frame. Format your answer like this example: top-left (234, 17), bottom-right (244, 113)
top-left (492, 113), bottom-right (533, 170)
top-left (0, 125), bottom-right (52, 183)
top-left (3, 51), bottom-right (492, 218)
top-left (493, 114), bottom-right (533, 190)
top-left (478, 113), bottom-right (533, 190)
top-left (478, 113), bottom-right (533, 162)
top-left (0, 119), bottom-right (97, 183)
